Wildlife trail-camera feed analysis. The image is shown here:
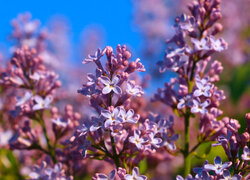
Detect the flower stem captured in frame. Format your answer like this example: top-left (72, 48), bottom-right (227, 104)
top-left (37, 111), bottom-right (57, 163)
top-left (110, 133), bottom-right (121, 168)
top-left (184, 113), bottom-right (191, 176)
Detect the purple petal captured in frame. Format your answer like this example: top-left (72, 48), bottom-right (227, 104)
top-left (112, 75), bottom-right (120, 85)
top-left (214, 156), bottom-right (222, 165)
top-left (100, 76), bottom-right (111, 85)
top-left (108, 169), bottom-right (116, 180)
top-left (113, 86), bottom-right (122, 95)
top-left (102, 86), bottom-right (112, 94)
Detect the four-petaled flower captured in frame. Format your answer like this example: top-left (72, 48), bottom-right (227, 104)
top-left (194, 77), bottom-right (213, 97)
top-left (124, 167), bottom-right (147, 180)
top-left (148, 133), bottom-right (162, 148)
top-left (204, 156), bottom-right (232, 175)
top-left (191, 37), bottom-right (210, 51)
top-left (177, 95), bottom-right (192, 109)
top-left (119, 107), bottom-right (138, 124)
top-left (210, 36), bottom-right (227, 52)
top-left (101, 108), bottom-right (122, 128)
top-left (82, 48), bottom-right (106, 64)
top-left (16, 91), bottom-right (32, 106)
top-left (32, 95), bottom-right (53, 111)
top-left (100, 75), bottom-right (122, 95)
top-left (191, 99), bottom-right (210, 114)
top-left (241, 146), bottom-right (250, 161)
top-left (52, 117), bottom-right (68, 128)
top-left (126, 81), bottom-right (144, 97)
top-left (93, 169), bottom-right (116, 180)
top-left (129, 130), bottom-right (147, 150)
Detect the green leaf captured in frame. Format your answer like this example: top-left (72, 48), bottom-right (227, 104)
top-left (138, 158), bottom-right (147, 174)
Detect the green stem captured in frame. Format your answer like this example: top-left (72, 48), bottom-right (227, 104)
top-left (184, 113), bottom-right (191, 176)
top-left (37, 111), bottom-right (57, 163)
top-left (110, 133), bottom-right (121, 168)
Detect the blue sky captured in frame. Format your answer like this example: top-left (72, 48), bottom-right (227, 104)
top-left (0, 0), bottom-right (173, 92)
top-left (0, 0), bottom-right (141, 54)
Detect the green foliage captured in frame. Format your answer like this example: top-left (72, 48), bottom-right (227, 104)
top-left (0, 149), bottom-right (24, 180)
top-left (229, 62), bottom-right (250, 104)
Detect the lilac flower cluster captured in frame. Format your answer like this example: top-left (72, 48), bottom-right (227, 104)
top-left (152, 0), bottom-right (249, 178)
top-left (76, 44), bottom-right (179, 178)
top-left (177, 156), bottom-right (241, 180)
top-left (0, 0), bottom-right (249, 179)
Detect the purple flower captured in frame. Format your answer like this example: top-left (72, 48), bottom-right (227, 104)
top-left (82, 48), bottom-right (106, 64)
top-left (92, 169), bottom-right (116, 180)
top-left (193, 160), bottom-right (208, 178)
top-left (148, 132), bottom-right (162, 148)
top-left (204, 156), bottom-right (232, 175)
top-left (32, 95), bottom-right (53, 111)
top-left (135, 58), bottom-right (146, 72)
top-left (191, 37), bottom-right (210, 51)
top-left (177, 95), bottom-right (192, 109)
top-left (241, 146), bottom-right (250, 161)
top-left (194, 76), bottom-right (213, 97)
top-left (126, 81), bottom-right (144, 97)
top-left (174, 14), bottom-right (196, 32)
top-left (210, 36), bottom-right (227, 52)
top-left (166, 47), bottom-right (186, 59)
top-left (162, 133), bottom-right (178, 151)
top-left (176, 175), bottom-right (194, 180)
top-left (119, 107), bottom-right (138, 124)
top-left (124, 167), bottom-right (147, 180)
top-left (129, 130), bottom-right (147, 150)
top-left (191, 99), bottom-right (210, 114)
top-left (16, 91), bottom-right (32, 106)
top-left (52, 117), bottom-right (68, 128)
top-left (29, 161), bottom-right (72, 180)
top-left (101, 107), bottom-right (122, 128)
top-left (222, 170), bottom-right (242, 180)
top-left (100, 75), bottom-right (122, 95)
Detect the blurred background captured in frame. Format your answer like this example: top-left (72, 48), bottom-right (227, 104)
top-left (0, 0), bottom-right (249, 179)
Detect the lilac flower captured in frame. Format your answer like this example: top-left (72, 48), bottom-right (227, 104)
top-left (32, 95), bottom-right (53, 111)
top-left (148, 132), bottom-right (162, 148)
top-left (193, 160), bottom-right (208, 178)
top-left (100, 75), bottom-right (122, 95)
top-left (52, 117), bottom-right (68, 128)
top-left (162, 133), bottom-right (179, 151)
top-left (101, 107), bottom-right (122, 128)
top-left (30, 72), bottom-right (43, 81)
top-left (222, 170), bottom-right (242, 180)
top-left (204, 156), bottom-right (232, 175)
top-left (82, 48), bottom-right (106, 64)
top-left (129, 130), bottom-right (147, 150)
top-left (89, 116), bottom-right (104, 132)
top-left (177, 95), bottom-right (192, 109)
top-left (16, 91), bottom-right (32, 106)
top-left (175, 14), bottom-right (196, 32)
top-left (191, 99), bottom-right (210, 114)
top-left (124, 167), bottom-right (147, 180)
top-left (191, 37), bottom-right (210, 51)
top-left (29, 161), bottom-right (72, 180)
top-left (119, 107), bottom-right (138, 124)
top-left (241, 146), bottom-right (250, 161)
top-left (166, 47), bottom-right (185, 58)
top-left (92, 169), bottom-right (116, 180)
top-left (210, 36), bottom-right (227, 52)
top-left (135, 58), bottom-right (146, 72)
top-left (126, 81), bottom-right (144, 97)
top-left (194, 77), bottom-right (213, 97)
top-left (176, 175), bottom-right (194, 180)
